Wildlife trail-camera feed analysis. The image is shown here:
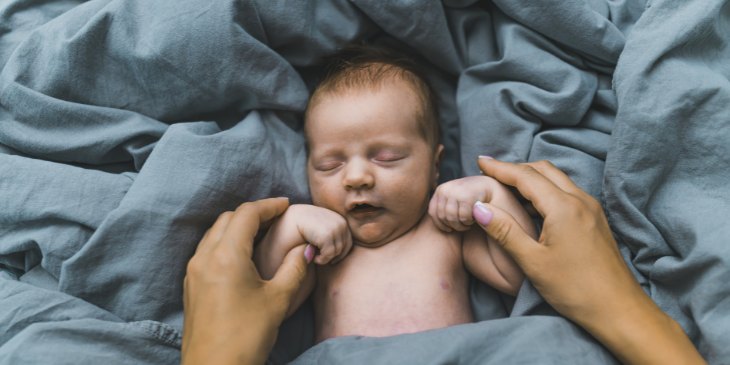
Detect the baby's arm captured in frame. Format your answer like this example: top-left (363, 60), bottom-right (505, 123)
top-left (429, 176), bottom-right (537, 295)
top-left (254, 204), bottom-right (353, 316)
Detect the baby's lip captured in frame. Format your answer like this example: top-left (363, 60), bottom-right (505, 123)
top-left (347, 201), bottom-right (383, 216)
top-left (347, 199), bottom-right (379, 210)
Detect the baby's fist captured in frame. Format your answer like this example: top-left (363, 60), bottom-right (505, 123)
top-left (428, 176), bottom-right (497, 232)
top-left (289, 205), bottom-right (353, 265)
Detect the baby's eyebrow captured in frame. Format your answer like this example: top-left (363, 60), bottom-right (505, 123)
top-left (368, 141), bottom-right (411, 152)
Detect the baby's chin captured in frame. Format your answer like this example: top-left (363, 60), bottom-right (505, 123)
top-left (348, 226), bottom-right (385, 248)
top-left (350, 225), bottom-right (407, 248)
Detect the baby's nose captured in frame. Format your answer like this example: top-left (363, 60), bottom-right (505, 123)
top-left (342, 160), bottom-right (374, 190)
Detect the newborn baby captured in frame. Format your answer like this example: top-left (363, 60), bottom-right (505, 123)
top-left (254, 45), bottom-right (536, 343)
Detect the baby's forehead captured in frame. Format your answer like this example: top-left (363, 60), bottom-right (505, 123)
top-left (306, 77), bottom-right (423, 121)
top-left (311, 74), bottom-right (422, 106)
top-left (306, 87), bottom-right (423, 141)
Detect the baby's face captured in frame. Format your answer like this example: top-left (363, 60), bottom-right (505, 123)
top-left (306, 79), bottom-right (441, 247)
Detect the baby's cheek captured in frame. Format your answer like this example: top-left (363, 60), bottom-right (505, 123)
top-left (318, 197), bottom-right (347, 217)
top-left (310, 182), bottom-right (335, 205)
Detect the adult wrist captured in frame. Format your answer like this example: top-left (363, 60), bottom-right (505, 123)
top-left (237, 312), bottom-right (282, 365)
top-left (184, 311), bottom-right (281, 365)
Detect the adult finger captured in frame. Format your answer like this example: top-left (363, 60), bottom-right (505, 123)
top-left (198, 229), bottom-right (211, 251)
top-left (270, 244), bottom-right (309, 302)
top-left (526, 160), bottom-right (585, 197)
top-left (472, 201), bottom-right (539, 265)
top-left (477, 157), bottom-right (566, 217)
top-left (195, 211), bottom-right (233, 253)
top-left (223, 197), bottom-right (290, 257)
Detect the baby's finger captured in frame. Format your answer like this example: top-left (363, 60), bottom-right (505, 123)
top-left (446, 199), bottom-right (469, 231)
top-left (430, 211), bottom-right (450, 232)
top-left (332, 229), bottom-right (353, 264)
top-left (428, 191), bottom-right (438, 211)
top-left (314, 236), bottom-right (337, 265)
top-left (458, 201), bottom-right (475, 226)
top-left (436, 195), bottom-right (453, 232)
top-left (436, 194), bottom-right (447, 221)
top-left (429, 196), bottom-right (450, 232)
top-left (331, 232), bottom-right (345, 261)
top-left (428, 194), bottom-right (440, 221)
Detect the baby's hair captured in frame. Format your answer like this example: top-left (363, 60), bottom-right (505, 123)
top-left (305, 43), bottom-right (440, 149)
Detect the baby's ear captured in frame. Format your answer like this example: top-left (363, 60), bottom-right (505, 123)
top-left (432, 144), bottom-right (445, 186)
top-left (434, 144), bottom-right (445, 162)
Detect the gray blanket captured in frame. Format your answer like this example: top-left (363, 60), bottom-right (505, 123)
top-left (1, 0), bottom-right (726, 363)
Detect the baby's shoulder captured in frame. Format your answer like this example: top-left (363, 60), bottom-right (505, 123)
top-left (415, 213), bottom-right (463, 243)
top-left (401, 215), bottom-right (464, 264)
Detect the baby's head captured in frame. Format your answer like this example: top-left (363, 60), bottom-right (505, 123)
top-left (304, 45), bottom-right (443, 247)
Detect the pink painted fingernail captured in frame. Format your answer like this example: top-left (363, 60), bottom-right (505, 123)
top-left (304, 244), bottom-right (315, 263)
top-left (478, 155), bottom-right (494, 160)
top-left (473, 201), bottom-right (493, 226)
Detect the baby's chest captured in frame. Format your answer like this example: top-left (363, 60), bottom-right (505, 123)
top-left (320, 234), bottom-right (467, 305)
top-left (314, 235), bottom-right (472, 337)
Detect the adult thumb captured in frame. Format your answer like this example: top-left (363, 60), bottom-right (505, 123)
top-left (473, 201), bottom-right (536, 263)
top-left (270, 244), bottom-right (310, 298)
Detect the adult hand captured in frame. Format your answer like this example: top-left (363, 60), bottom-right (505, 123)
top-left (182, 198), bottom-right (311, 365)
top-left (472, 157), bottom-right (705, 365)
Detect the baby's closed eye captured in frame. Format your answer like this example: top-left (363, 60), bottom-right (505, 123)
top-left (372, 150), bottom-right (406, 162)
top-left (313, 160), bottom-right (342, 171)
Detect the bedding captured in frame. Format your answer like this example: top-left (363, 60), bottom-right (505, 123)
top-left (1, 0), bottom-right (727, 363)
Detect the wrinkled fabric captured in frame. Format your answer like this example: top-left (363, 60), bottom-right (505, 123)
top-left (608, 0), bottom-right (730, 363)
top-left (2, 0), bottom-right (723, 363)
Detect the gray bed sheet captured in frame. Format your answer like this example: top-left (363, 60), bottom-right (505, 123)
top-left (0, 0), bottom-right (726, 363)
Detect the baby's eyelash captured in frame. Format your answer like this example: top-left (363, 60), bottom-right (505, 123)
top-left (315, 161), bottom-right (341, 171)
top-left (374, 152), bottom-right (405, 162)
top-left (372, 147), bottom-right (406, 160)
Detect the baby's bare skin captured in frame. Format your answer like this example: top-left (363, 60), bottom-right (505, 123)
top-left (254, 68), bottom-right (534, 344)
top-left (314, 214), bottom-right (472, 342)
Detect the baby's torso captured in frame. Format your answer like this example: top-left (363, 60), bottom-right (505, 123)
top-left (313, 216), bottom-right (472, 342)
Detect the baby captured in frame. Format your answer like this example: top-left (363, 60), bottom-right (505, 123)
top-left (254, 45), bottom-right (536, 343)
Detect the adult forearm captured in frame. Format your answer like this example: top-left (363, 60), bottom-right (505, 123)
top-left (581, 293), bottom-right (705, 365)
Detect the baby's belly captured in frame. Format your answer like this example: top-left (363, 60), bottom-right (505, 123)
top-left (314, 240), bottom-right (472, 342)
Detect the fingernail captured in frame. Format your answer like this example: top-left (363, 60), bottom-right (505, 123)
top-left (304, 244), bottom-right (315, 263)
top-left (473, 201), bottom-right (493, 226)
top-left (478, 155), bottom-right (494, 160)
